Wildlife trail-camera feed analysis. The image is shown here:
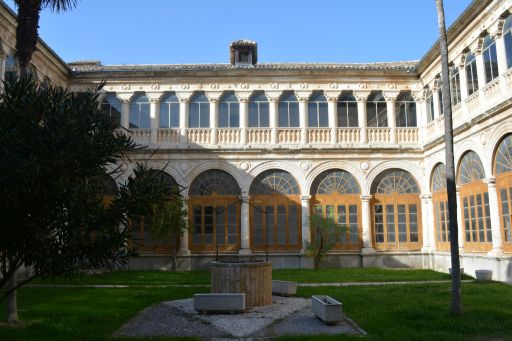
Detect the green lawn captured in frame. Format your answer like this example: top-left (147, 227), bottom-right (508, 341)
top-left (2, 269), bottom-right (510, 340)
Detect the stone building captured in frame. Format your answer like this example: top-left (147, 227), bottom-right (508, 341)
top-left (2, 0), bottom-right (512, 281)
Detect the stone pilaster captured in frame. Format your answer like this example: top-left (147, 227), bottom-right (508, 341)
top-left (300, 195), bottom-right (311, 252)
top-left (236, 92), bottom-right (251, 145)
top-left (177, 92), bottom-right (192, 145)
top-left (421, 194), bottom-right (433, 253)
top-left (147, 92), bottom-right (163, 145)
top-left (178, 196), bottom-right (190, 255)
top-left (297, 92), bottom-right (310, 145)
top-left (355, 91), bottom-right (370, 144)
top-left (360, 195), bottom-right (375, 254)
top-left (267, 92), bottom-right (280, 146)
top-left (117, 93), bottom-right (134, 129)
top-left (485, 177), bottom-right (503, 256)
top-left (475, 51), bottom-right (487, 90)
top-left (326, 94), bottom-right (338, 144)
top-left (207, 92), bottom-right (222, 145)
top-left (384, 91), bottom-right (399, 144)
top-left (456, 187), bottom-right (464, 253)
top-left (239, 196), bottom-right (251, 255)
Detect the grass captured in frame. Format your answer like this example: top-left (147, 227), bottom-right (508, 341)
top-left (2, 268), bottom-right (511, 340)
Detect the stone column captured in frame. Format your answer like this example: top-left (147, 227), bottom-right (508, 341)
top-left (458, 62), bottom-right (469, 101)
top-left (267, 93), bottom-right (279, 145)
top-left (421, 194), bottom-right (432, 253)
top-left (355, 91), bottom-right (369, 144)
top-left (177, 94), bottom-right (190, 144)
top-left (427, 195), bottom-right (436, 252)
top-left (384, 92), bottom-right (398, 144)
top-left (297, 94), bottom-right (309, 145)
top-left (178, 196), bottom-right (190, 255)
top-left (117, 93), bottom-right (133, 129)
top-left (327, 95), bottom-right (338, 144)
top-left (456, 187), bottom-right (464, 253)
top-left (209, 96), bottom-right (219, 145)
top-left (475, 52), bottom-right (487, 91)
top-left (239, 196), bottom-right (251, 255)
top-left (494, 31), bottom-right (508, 76)
top-left (147, 92), bottom-right (162, 146)
top-left (239, 98), bottom-right (249, 145)
top-left (432, 87), bottom-right (441, 119)
top-left (485, 177), bottom-right (503, 256)
top-left (361, 195), bottom-right (375, 254)
top-left (301, 195), bottom-right (311, 252)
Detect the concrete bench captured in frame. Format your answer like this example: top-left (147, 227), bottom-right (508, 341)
top-left (193, 293), bottom-right (245, 314)
top-left (272, 280), bottom-right (297, 296)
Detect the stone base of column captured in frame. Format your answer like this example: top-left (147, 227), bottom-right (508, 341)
top-left (421, 246), bottom-right (432, 254)
top-left (177, 249), bottom-right (191, 256)
top-left (238, 248), bottom-right (252, 256)
top-left (360, 247), bottom-right (376, 255)
top-left (487, 248), bottom-right (503, 257)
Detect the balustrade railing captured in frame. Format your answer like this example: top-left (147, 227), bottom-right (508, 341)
top-left (482, 77), bottom-right (501, 98)
top-left (308, 128), bottom-right (331, 144)
top-left (129, 128), bottom-right (152, 145)
top-left (157, 128), bottom-right (180, 145)
top-left (337, 128), bottom-right (361, 144)
top-left (187, 128), bottom-right (211, 144)
top-left (248, 128), bottom-right (271, 144)
top-left (217, 128), bottom-right (240, 144)
top-left (396, 128), bottom-right (419, 144)
top-left (367, 128), bottom-right (391, 144)
top-left (278, 128), bottom-right (301, 144)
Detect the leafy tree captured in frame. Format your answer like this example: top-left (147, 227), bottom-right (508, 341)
top-left (305, 215), bottom-right (346, 270)
top-left (0, 77), bottom-right (175, 322)
top-left (435, 0), bottom-right (462, 315)
top-left (148, 198), bottom-right (188, 272)
top-left (14, 0), bottom-right (79, 76)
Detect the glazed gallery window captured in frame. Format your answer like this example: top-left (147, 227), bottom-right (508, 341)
top-left (431, 163), bottom-right (450, 250)
top-left (308, 92), bottom-right (328, 127)
top-left (311, 169), bottom-right (361, 249)
top-left (278, 92), bottom-right (299, 127)
top-left (435, 77), bottom-right (444, 117)
top-left (4, 53), bottom-right (18, 83)
top-left (160, 93), bottom-right (180, 128)
top-left (425, 87), bottom-right (435, 123)
top-left (189, 92), bottom-right (210, 128)
top-left (449, 66), bottom-right (462, 106)
top-left (457, 151), bottom-right (492, 251)
top-left (100, 93), bottom-right (122, 128)
top-left (250, 169), bottom-right (301, 252)
top-left (366, 91), bottom-right (387, 127)
top-left (465, 52), bottom-right (479, 95)
top-left (189, 170), bottom-right (241, 252)
top-left (482, 34), bottom-right (499, 83)
top-left (219, 92), bottom-right (240, 128)
top-left (504, 15), bottom-right (512, 69)
top-left (372, 170), bottom-right (421, 251)
top-left (337, 92), bottom-right (358, 127)
top-left (129, 93), bottom-right (150, 129)
top-left (494, 134), bottom-right (512, 252)
top-left (248, 92), bottom-right (269, 127)
top-left (395, 92), bottom-right (417, 127)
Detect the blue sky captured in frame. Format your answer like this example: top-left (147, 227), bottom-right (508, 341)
top-left (3, 0), bottom-right (473, 65)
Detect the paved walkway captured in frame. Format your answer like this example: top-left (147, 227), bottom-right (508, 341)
top-left (26, 279), bottom-right (473, 289)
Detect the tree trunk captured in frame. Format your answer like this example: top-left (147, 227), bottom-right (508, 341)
top-left (436, 0), bottom-right (463, 315)
top-left (15, 0), bottom-right (42, 76)
top-left (6, 271), bottom-right (19, 323)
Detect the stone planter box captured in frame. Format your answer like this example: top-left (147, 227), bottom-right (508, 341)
top-left (475, 269), bottom-right (493, 281)
top-left (272, 280), bottom-right (297, 296)
top-left (193, 293), bottom-right (245, 314)
top-left (311, 295), bottom-right (342, 325)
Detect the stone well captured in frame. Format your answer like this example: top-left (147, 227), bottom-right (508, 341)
top-left (210, 260), bottom-right (272, 307)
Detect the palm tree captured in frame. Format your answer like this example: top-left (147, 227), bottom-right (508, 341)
top-left (435, 0), bottom-right (463, 315)
top-left (14, 0), bottom-right (79, 77)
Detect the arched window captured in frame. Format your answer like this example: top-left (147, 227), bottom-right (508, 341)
top-left (435, 77), bottom-right (444, 117)
top-left (248, 91), bottom-right (269, 127)
top-left (504, 14), bottom-right (512, 69)
top-left (465, 52), bottom-right (479, 95)
top-left (4, 53), bottom-right (17, 83)
top-left (425, 86), bottom-right (435, 123)
top-left (189, 92), bottom-right (210, 128)
top-left (395, 92), bottom-right (417, 127)
top-left (311, 170), bottom-right (361, 249)
top-left (308, 91), bottom-right (328, 127)
top-left (189, 170), bottom-right (240, 252)
top-left (495, 135), bottom-right (512, 252)
top-left (131, 170), bottom-right (179, 254)
top-left (457, 151), bottom-right (491, 251)
top-left (160, 92), bottom-right (180, 128)
top-left (371, 169), bottom-right (421, 251)
top-left (366, 91), bottom-right (387, 127)
top-left (250, 170), bottom-right (301, 251)
top-left (100, 93), bottom-right (122, 128)
top-left (337, 91), bottom-right (358, 127)
top-left (129, 93), bottom-right (150, 129)
top-left (278, 92), bottom-right (299, 127)
top-left (450, 65), bottom-right (461, 106)
top-left (431, 163), bottom-right (450, 250)
top-left (219, 92), bottom-right (239, 128)
top-left (482, 34), bottom-right (499, 83)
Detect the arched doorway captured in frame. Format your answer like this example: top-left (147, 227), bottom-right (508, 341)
top-left (188, 170), bottom-right (240, 253)
top-left (457, 151), bottom-right (491, 252)
top-left (431, 163), bottom-right (450, 251)
top-left (310, 169), bottom-right (362, 250)
top-left (494, 135), bottom-right (512, 253)
top-left (371, 169), bottom-right (422, 251)
top-left (249, 169), bottom-right (301, 252)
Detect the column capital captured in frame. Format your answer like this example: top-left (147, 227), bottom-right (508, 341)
top-left (411, 91), bottom-right (425, 102)
top-left (484, 176), bottom-right (497, 186)
top-left (300, 195), bottom-right (311, 201)
top-left (383, 91), bottom-right (399, 102)
top-left (116, 92), bottom-right (133, 103)
top-left (235, 91), bottom-right (252, 103)
top-left (206, 91), bottom-right (222, 102)
top-left (361, 195), bottom-right (372, 202)
top-left (266, 91), bottom-right (282, 103)
top-left (146, 92), bottom-right (163, 103)
top-left (489, 17), bottom-right (505, 39)
top-left (176, 91), bottom-right (192, 103)
top-left (296, 91), bottom-right (311, 103)
top-left (325, 91), bottom-right (341, 102)
top-left (354, 91), bottom-right (371, 102)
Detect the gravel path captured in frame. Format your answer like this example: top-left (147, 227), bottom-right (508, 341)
top-left (113, 296), bottom-right (364, 339)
